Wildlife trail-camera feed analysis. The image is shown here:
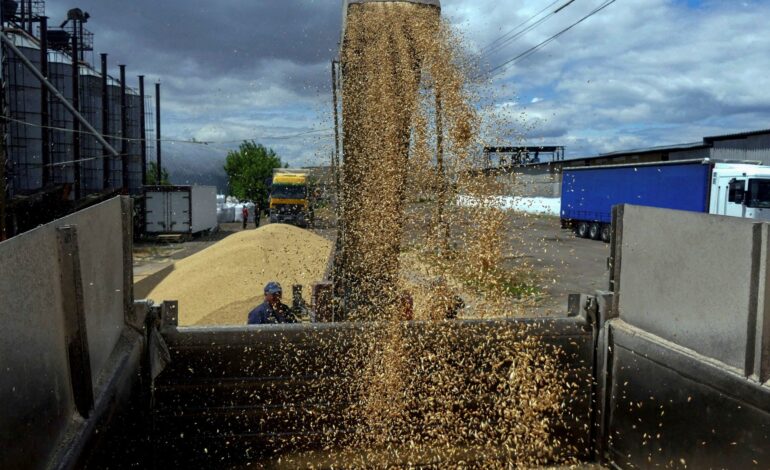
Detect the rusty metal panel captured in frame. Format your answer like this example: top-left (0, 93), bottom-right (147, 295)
top-left (57, 225), bottom-right (95, 418)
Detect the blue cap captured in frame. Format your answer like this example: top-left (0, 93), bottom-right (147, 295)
top-left (264, 282), bottom-right (282, 295)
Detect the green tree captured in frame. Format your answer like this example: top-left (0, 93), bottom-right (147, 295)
top-left (224, 141), bottom-right (283, 208)
top-left (147, 162), bottom-right (171, 185)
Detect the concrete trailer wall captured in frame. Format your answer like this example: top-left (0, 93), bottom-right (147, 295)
top-left (0, 197), bottom-right (138, 470)
top-left (0, 223), bottom-right (75, 469)
top-left (599, 204), bottom-right (770, 468)
top-left (614, 205), bottom-right (764, 371)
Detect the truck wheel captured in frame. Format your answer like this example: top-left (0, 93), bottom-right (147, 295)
top-left (576, 221), bottom-right (590, 238)
top-left (589, 222), bottom-right (601, 240)
top-left (600, 224), bottom-right (611, 243)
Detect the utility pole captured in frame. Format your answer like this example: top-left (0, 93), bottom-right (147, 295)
top-left (119, 65), bottom-right (128, 192)
top-left (0, 79), bottom-right (6, 241)
top-left (155, 82), bottom-right (161, 184)
top-left (40, 16), bottom-right (50, 187)
top-left (0, 5), bottom-right (6, 240)
top-left (101, 53), bottom-right (110, 189)
top-left (331, 59), bottom-right (344, 321)
top-left (332, 60), bottom-right (341, 194)
top-left (138, 75), bottom-right (146, 186)
top-left (71, 33), bottom-right (81, 200)
top-left (435, 88), bottom-right (449, 252)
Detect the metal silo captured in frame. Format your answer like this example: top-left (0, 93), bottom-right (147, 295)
top-left (3, 32), bottom-right (43, 196)
top-left (48, 49), bottom-right (74, 194)
top-left (126, 87), bottom-right (142, 194)
top-left (107, 75), bottom-right (122, 188)
top-left (79, 65), bottom-right (103, 194)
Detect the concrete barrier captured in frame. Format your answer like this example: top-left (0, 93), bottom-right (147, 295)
top-left (0, 197), bottom-right (144, 470)
top-left (0, 224), bottom-right (75, 469)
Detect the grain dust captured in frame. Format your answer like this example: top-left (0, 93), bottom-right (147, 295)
top-left (310, 1), bottom-right (582, 467)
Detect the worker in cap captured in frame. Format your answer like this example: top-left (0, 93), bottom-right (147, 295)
top-left (247, 281), bottom-right (298, 325)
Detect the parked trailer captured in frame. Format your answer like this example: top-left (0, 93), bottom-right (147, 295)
top-left (561, 159), bottom-right (770, 242)
top-left (144, 185), bottom-right (217, 236)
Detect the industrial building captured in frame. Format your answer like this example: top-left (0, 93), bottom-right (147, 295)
top-left (0, 1), bottom-right (159, 239)
top-left (491, 129), bottom-right (770, 197)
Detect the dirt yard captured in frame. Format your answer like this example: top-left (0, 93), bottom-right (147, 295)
top-left (501, 213), bottom-right (610, 316)
top-left (133, 210), bottom-right (609, 319)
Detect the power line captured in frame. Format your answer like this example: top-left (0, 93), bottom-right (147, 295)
top-left (488, 0), bottom-right (618, 77)
top-left (2, 116), bottom-right (334, 170)
top-left (481, 0), bottom-right (576, 59)
top-left (212, 128), bottom-right (335, 143)
top-left (0, 115), bottom-right (333, 146)
top-left (481, 0), bottom-right (561, 53)
top-left (554, 0), bottom-right (578, 13)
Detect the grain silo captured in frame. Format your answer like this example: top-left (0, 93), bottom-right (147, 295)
top-left (79, 66), bottom-right (103, 194)
top-left (3, 32), bottom-right (43, 196)
top-left (0, 2), bottom-right (161, 239)
top-left (47, 48), bottom-right (74, 195)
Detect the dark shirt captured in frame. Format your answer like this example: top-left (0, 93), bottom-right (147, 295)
top-left (247, 301), bottom-right (297, 325)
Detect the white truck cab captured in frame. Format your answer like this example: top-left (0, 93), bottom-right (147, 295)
top-left (710, 163), bottom-right (770, 221)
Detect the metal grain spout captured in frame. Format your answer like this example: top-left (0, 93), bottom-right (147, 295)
top-left (341, 0), bottom-right (441, 44)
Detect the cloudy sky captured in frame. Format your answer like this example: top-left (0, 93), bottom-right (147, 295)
top-left (45, 0), bottom-right (770, 186)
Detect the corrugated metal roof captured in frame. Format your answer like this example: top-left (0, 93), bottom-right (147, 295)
top-left (565, 158), bottom-right (761, 172)
top-left (567, 141), bottom-right (707, 162)
top-left (48, 50), bottom-right (73, 65)
top-left (704, 129), bottom-right (770, 143)
top-left (9, 32), bottom-right (40, 50)
top-left (80, 66), bottom-right (100, 77)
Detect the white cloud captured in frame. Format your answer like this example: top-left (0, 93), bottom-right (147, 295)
top-left (62, 0), bottom-right (770, 179)
top-left (444, 0), bottom-right (770, 157)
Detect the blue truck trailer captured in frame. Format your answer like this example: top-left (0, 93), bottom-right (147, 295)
top-left (561, 159), bottom-right (770, 242)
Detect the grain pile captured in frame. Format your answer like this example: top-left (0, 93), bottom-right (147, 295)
top-left (146, 224), bottom-right (331, 326)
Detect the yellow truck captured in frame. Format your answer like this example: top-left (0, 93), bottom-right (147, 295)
top-left (269, 169), bottom-right (311, 227)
